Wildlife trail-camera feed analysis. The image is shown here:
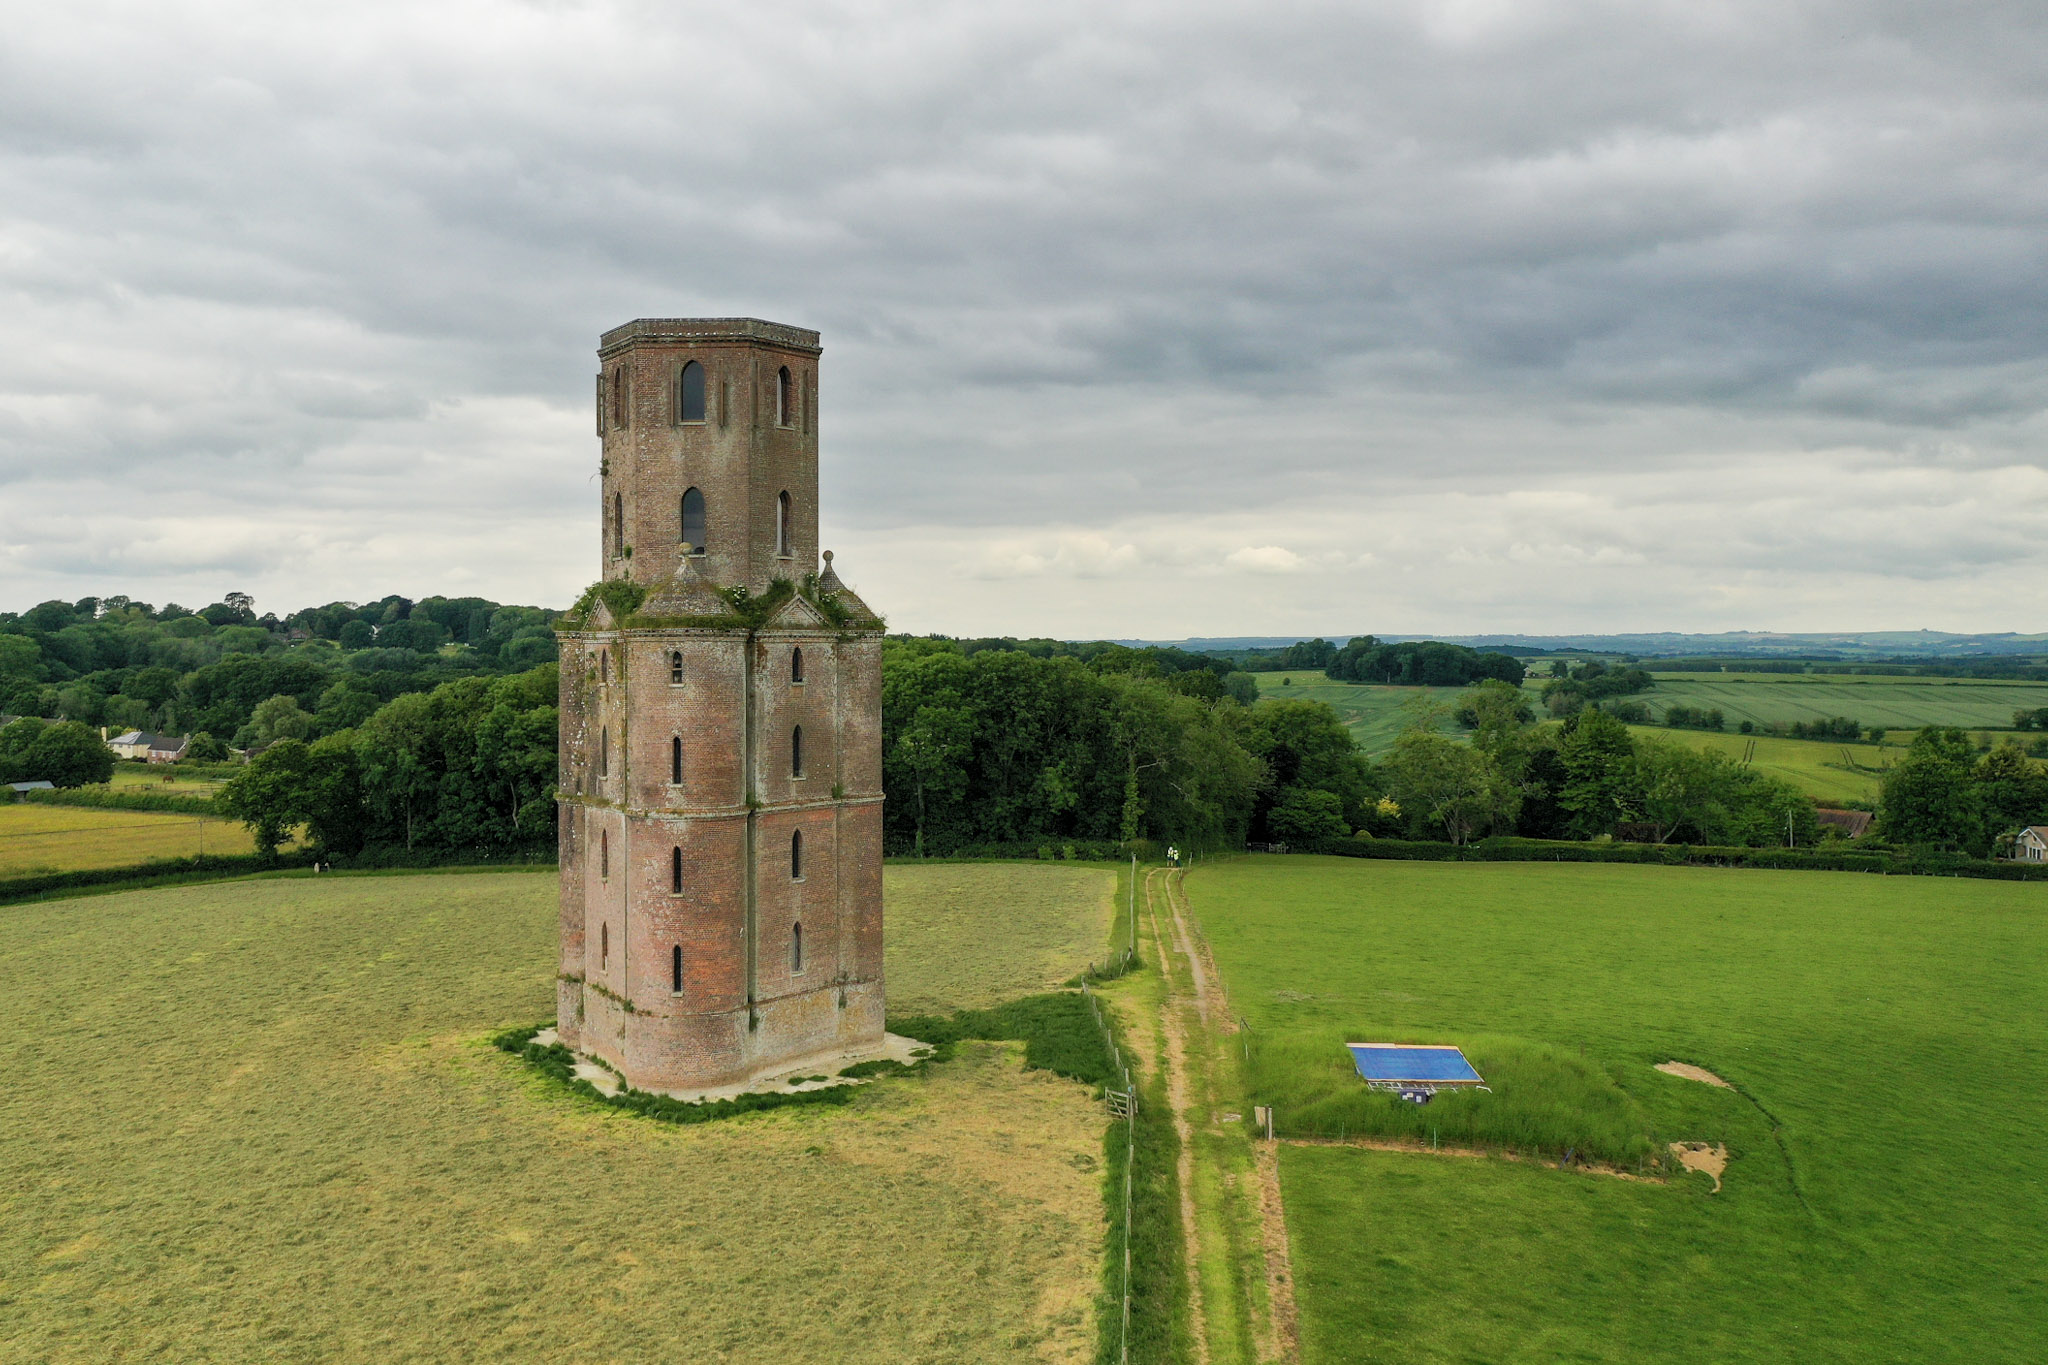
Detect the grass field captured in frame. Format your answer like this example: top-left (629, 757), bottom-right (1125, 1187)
top-left (1188, 856), bottom-right (2048, 1363)
top-left (1630, 726), bottom-right (1891, 805)
top-left (0, 864), bottom-right (1121, 1364)
top-left (1643, 675), bottom-right (2048, 730)
top-left (0, 803), bottom-right (259, 875)
top-left (108, 767), bottom-right (225, 798)
top-left (1252, 673), bottom-right (1458, 754)
top-left (885, 862), bottom-right (1117, 1012)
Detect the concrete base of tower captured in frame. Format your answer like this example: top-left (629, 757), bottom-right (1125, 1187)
top-left (564, 978), bottom-right (886, 1093)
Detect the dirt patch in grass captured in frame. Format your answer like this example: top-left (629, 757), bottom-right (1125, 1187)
top-left (1286, 1135), bottom-right (1664, 1184)
top-left (1671, 1141), bottom-right (1729, 1193)
top-left (1656, 1061), bottom-right (1733, 1089)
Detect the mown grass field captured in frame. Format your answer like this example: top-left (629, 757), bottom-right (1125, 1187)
top-left (1252, 672), bottom-right (1458, 755)
top-left (1189, 856), bottom-right (2048, 1364)
top-left (885, 861), bottom-right (1117, 1012)
top-left (1629, 725), bottom-right (1891, 805)
top-left (0, 803), bottom-right (258, 876)
top-left (0, 864), bottom-right (1120, 1364)
top-left (1643, 675), bottom-right (2048, 730)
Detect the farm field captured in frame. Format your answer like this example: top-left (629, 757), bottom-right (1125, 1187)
top-left (1252, 672), bottom-right (1458, 755)
top-left (885, 861), bottom-right (1117, 1012)
top-left (108, 766), bottom-right (226, 798)
top-left (1187, 856), bottom-right (2048, 1364)
top-left (0, 864), bottom-right (1120, 1364)
top-left (0, 802), bottom-right (258, 876)
top-left (1628, 726), bottom-right (1890, 805)
top-left (1642, 675), bottom-right (2048, 730)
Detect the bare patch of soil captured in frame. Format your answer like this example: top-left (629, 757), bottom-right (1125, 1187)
top-left (1671, 1141), bottom-right (1729, 1193)
top-left (1657, 1061), bottom-right (1733, 1089)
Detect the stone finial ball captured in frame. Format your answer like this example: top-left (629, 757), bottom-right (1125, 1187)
top-left (822, 550), bottom-right (833, 563)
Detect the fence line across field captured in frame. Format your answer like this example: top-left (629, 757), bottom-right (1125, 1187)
top-left (1081, 980), bottom-right (1136, 1365)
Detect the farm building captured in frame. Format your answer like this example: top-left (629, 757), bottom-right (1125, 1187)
top-left (2011, 826), bottom-right (2048, 862)
top-left (1815, 808), bottom-right (1873, 839)
top-left (105, 731), bottom-right (189, 763)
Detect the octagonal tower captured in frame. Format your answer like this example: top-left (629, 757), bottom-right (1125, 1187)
top-left (555, 318), bottom-right (885, 1091)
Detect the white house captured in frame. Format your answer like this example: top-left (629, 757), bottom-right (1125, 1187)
top-left (2013, 826), bottom-right (2048, 862)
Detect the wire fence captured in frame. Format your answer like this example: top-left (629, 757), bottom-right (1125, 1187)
top-left (1081, 980), bottom-right (1136, 1365)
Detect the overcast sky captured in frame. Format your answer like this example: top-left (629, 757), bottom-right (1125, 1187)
top-left (3, 0), bottom-right (2046, 639)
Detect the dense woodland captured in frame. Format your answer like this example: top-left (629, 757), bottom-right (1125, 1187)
top-left (8, 597), bottom-right (2045, 863)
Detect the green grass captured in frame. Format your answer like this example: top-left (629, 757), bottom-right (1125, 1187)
top-left (108, 767), bottom-right (225, 798)
top-left (0, 866), bottom-right (1120, 1364)
top-left (1253, 673), bottom-right (1459, 755)
top-left (884, 861), bottom-right (1117, 1012)
top-left (1188, 855), bottom-right (2048, 1363)
top-left (1643, 675), bottom-right (2048, 730)
top-left (0, 802), bottom-right (260, 875)
top-left (1629, 726), bottom-right (1893, 805)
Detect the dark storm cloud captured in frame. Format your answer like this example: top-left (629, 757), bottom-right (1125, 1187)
top-left (2, 0), bottom-right (2046, 632)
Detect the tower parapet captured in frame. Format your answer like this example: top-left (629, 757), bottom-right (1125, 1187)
top-left (557, 318), bottom-right (885, 1091)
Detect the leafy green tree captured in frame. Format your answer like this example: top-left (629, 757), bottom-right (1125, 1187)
top-left (1880, 727), bottom-right (1985, 851)
top-left (19, 721), bottom-right (115, 787)
top-left (1239, 698), bottom-right (1374, 837)
top-left (1381, 732), bottom-right (1518, 844)
top-left (1221, 672), bottom-right (1260, 706)
top-left (1557, 707), bottom-right (1641, 838)
top-left (1266, 787), bottom-right (1347, 842)
top-left (251, 694), bottom-right (315, 744)
top-left (185, 731), bottom-right (231, 762)
top-left (1975, 740), bottom-right (2048, 836)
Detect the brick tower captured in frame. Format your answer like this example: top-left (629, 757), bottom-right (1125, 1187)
top-left (554, 318), bottom-right (886, 1091)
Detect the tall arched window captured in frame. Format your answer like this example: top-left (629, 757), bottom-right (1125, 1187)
top-left (776, 490), bottom-right (792, 555)
top-left (791, 725), bottom-right (805, 778)
top-left (791, 922), bottom-right (803, 973)
top-left (598, 727), bottom-right (608, 776)
top-left (600, 830), bottom-right (609, 880)
top-left (670, 846), bottom-right (683, 894)
top-left (791, 646), bottom-right (804, 684)
top-left (670, 736), bottom-right (683, 785)
top-left (777, 366), bottom-right (794, 426)
top-left (669, 650), bottom-right (684, 684)
top-left (678, 360), bottom-right (706, 423)
top-left (671, 944), bottom-right (683, 993)
top-left (680, 487), bottom-right (706, 553)
top-left (612, 367), bottom-right (628, 428)
top-left (791, 829), bottom-right (804, 879)
top-left (612, 492), bottom-right (624, 557)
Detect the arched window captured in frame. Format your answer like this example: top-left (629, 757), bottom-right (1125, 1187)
top-left (776, 490), bottom-right (792, 556)
top-left (601, 921), bottom-right (609, 967)
top-left (670, 846), bottom-right (683, 894)
top-left (672, 944), bottom-right (683, 993)
top-left (680, 487), bottom-right (706, 553)
top-left (612, 492), bottom-right (624, 557)
top-left (669, 650), bottom-right (684, 684)
top-left (598, 727), bottom-right (608, 776)
top-left (612, 367), bottom-right (628, 428)
top-left (678, 360), bottom-right (706, 423)
top-left (791, 646), bottom-right (804, 684)
top-left (791, 829), bottom-right (804, 880)
top-left (791, 922), bottom-right (803, 973)
top-left (670, 736), bottom-right (683, 785)
top-left (600, 830), bottom-right (609, 880)
top-left (791, 725), bottom-right (805, 778)
top-left (777, 366), bottom-right (794, 426)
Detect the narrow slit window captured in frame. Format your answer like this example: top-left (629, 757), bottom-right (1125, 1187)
top-left (600, 649), bottom-right (608, 683)
top-left (601, 920), bottom-right (609, 966)
top-left (598, 727), bottom-right (608, 776)
top-left (680, 487), bottom-right (706, 553)
top-left (777, 366), bottom-right (794, 426)
top-left (671, 846), bottom-right (683, 894)
top-left (679, 361), bottom-right (706, 423)
top-left (791, 646), bottom-right (804, 684)
top-left (776, 490), bottom-right (792, 555)
top-left (672, 944), bottom-right (683, 993)
top-left (613, 492), bottom-right (624, 557)
top-left (669, 650), bottom-right (684, 684)
top-left (791, 725), bottom-right (804, 778)
top-left (670, 736), bottom-right (683, 785)
top-left (600, 831), bottom-right (609, 880)
top-left (612, 367), bottom-right (628, 428)
top-left (791, 922), bottom-right (803, 973)
top-left (791, 829), bottom-right (804, 880)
